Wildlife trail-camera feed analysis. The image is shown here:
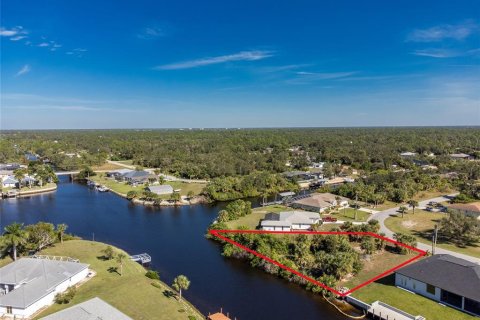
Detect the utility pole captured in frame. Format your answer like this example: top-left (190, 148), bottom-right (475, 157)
top-left (432, 224), bottom-right (438, 255)
top-left (354, 193), bottom-right (358, 220)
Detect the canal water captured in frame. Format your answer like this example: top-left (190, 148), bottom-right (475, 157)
top-left (0, 176), bottom-right (346, 320)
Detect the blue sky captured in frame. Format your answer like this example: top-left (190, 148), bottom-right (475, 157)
top-left (1, 0), bottom-right (479, 129)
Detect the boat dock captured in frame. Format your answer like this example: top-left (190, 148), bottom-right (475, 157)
top-left (130, 253), bottom-right (151, 264)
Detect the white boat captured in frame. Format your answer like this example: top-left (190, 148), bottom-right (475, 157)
top-left (96, 185), bottom-right (109, 192)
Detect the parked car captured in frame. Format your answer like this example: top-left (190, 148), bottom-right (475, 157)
top-left (322, 216), bottom-right (338, 222)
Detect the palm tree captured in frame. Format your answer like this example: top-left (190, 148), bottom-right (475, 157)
top-left (398, 206), bottom-right (407, 218)
top-left (56, 224), bottom-right (68, 243)
top-left (408, 200), bottom-right (419, 214)
top-left (3, 223), bottom-right (27, 260)
top-left (172, 275), bottom-right (190, 301)
top-left (116, 253), bottom-right (127, 276)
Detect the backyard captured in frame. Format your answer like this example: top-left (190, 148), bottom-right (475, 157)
top-left (90, 175), bottom-right (206, 198)
top-left (32, 240), bottom-right (203, 320)
top-left (385, 210), bottom-right (480, 258)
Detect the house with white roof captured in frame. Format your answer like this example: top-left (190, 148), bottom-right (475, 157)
top-left (1, 176), bottom-right (18, 188)
top-left (145, 184), bottom-right (174, 195)
top-left (261, 211), bottom-right (320, 231)
top-left (0, 257), bottom-right (89, 319)
top-left (40, 297), bottom-right (132, 320)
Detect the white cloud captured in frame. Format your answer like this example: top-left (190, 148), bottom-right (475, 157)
top-left (0, 26), bottom-right (27, 37)
top-left (293, 71), bottom-right (357, 81)
top-left (137, 26), bottom-right (166, 39)
top-left (38, 42), bottom-right (49, 47)
top-left (412, 48), bottom-right (480, 58)
top-left (407, 21), bottom-right (478, 42)
top-left (10, 35), bottom-right (27, 41)
top-left (155, 50), bottom-right (274, 70)
top-left (66, 48), bottom-right (87, 57)
top-left (15, 64), bottom-right (31, 77)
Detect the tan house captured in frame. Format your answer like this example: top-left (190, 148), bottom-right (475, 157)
top-left (448, 202), bottom-right (480, 220)
top-left (291, 193), bottom-right (349, 213)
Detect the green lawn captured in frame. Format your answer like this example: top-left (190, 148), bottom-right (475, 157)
top-left (91, 175), bottom-right (206, 198)
top-left (352, 273), bottom-right (476, 320)
top-left (385, 210), bottom-right (480, 258)
top-left (225, 205), bottom-right (290, 229)
top-left (342, 250), bottom-right (417, 289)
top-left (31, 240), bottom-right (203, 320)
top-left (331, 208), bottom-right (370, 222)
top-left (19, 182), bottom-right (57, 192)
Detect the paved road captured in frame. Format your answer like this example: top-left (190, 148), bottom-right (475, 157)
top-left (368, 194), bottom-right (480, 264)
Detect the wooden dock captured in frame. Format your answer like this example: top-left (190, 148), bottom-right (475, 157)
top-left (130, 253), bottom-right (151, 264)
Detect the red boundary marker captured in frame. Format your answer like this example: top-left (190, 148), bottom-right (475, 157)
top-left (209, 229), bottom-right (427, 297)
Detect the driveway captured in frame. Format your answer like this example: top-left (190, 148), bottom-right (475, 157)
top-left (368, 194), bottom-right (479, 264)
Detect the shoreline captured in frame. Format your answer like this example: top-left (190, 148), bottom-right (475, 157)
top-left (86, 180), bottom-right (208, 206)
top-left (1, 184), bottom-right (58, 198)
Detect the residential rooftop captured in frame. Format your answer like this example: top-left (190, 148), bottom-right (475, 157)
top-left (396, 254), bottom-right (480, 302)
top-left (40, 297), bottom-right (132, 320)
top-left (0, 258), bottom-right (89, 309)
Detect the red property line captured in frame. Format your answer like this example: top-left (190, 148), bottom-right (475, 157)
top-left (209, 229), bottom-right (427, 297)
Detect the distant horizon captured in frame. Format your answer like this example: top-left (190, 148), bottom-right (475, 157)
top-left (1, 125), bottom-right (480, 131)
top-left (1, 0), bottom-right (479, 129)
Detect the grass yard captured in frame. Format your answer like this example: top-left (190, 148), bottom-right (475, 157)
top-left (385, 210), bottom-right (480, 258)
top-left (92, 162), bottom-right (126, 171)
top-left (369, 189), bottom-right (456, 211)
top-left (91, 175), bottom-right (206, 198)
top-left (18, 182), bottom-right (57, 193)
top-left (32, 240), bottom-right (203, 320)
top-left (342, 250), bottom-right (417, 289)
top-left (352, 273), bottom-right (476, 320)
top-left (331, 208), bottom-right (370, 222)
top-left (225, 205), bottom-right (290, 229)
top-left (116, 160), bottom-right (134, 165)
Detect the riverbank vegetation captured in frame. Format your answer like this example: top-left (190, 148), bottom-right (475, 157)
top-left (1, 222), bottom-right (75, 260)
top-left (208, 202), bottom-right (418, 299)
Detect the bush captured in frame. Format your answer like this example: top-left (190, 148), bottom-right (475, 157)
top-left (151, 282), bottom-right (162, 289)
top-left (145, 270), bottom-right (160, 280)
top-left (55, 286), bottom-right (76, 304)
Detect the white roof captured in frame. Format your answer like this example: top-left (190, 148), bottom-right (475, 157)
top-left (147, 184), bottom-right (174, 194)
top-left (0, 258), bottom-right (89, 309)
top-left (40, 297), bottom-right (132, 320)
top-left (279, 211), bottom-right (320, 224)
top-left (261, 211), bottom-right (320, 227)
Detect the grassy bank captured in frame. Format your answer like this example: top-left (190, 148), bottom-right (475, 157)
top-left (385, 210), bottom-right (480, 258)
top-left (32, 240), bottom-right (203, 320)
top-left (18, 182), bottom-right (57, 192)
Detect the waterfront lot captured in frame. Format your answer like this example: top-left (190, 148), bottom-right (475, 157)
top-left (90, 175), bottom-right (206, 198)
top-left (33, 240), bottom-right (203, 320)
top-left (385, 210), bottom-right (480, 258)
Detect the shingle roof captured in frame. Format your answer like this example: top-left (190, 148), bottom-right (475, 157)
top-left (396, 254), bottom-right (480, 301)
top-left (122, 171), bottom-right (152, 179)
top-left (0, 258), bottom-right (89, 309)
top-left (292, 193), bottom-right (348, 209)
top-left (449, 202), bottom-right (480, 213)
top-left (40, 297), bottom-right (132, 320)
